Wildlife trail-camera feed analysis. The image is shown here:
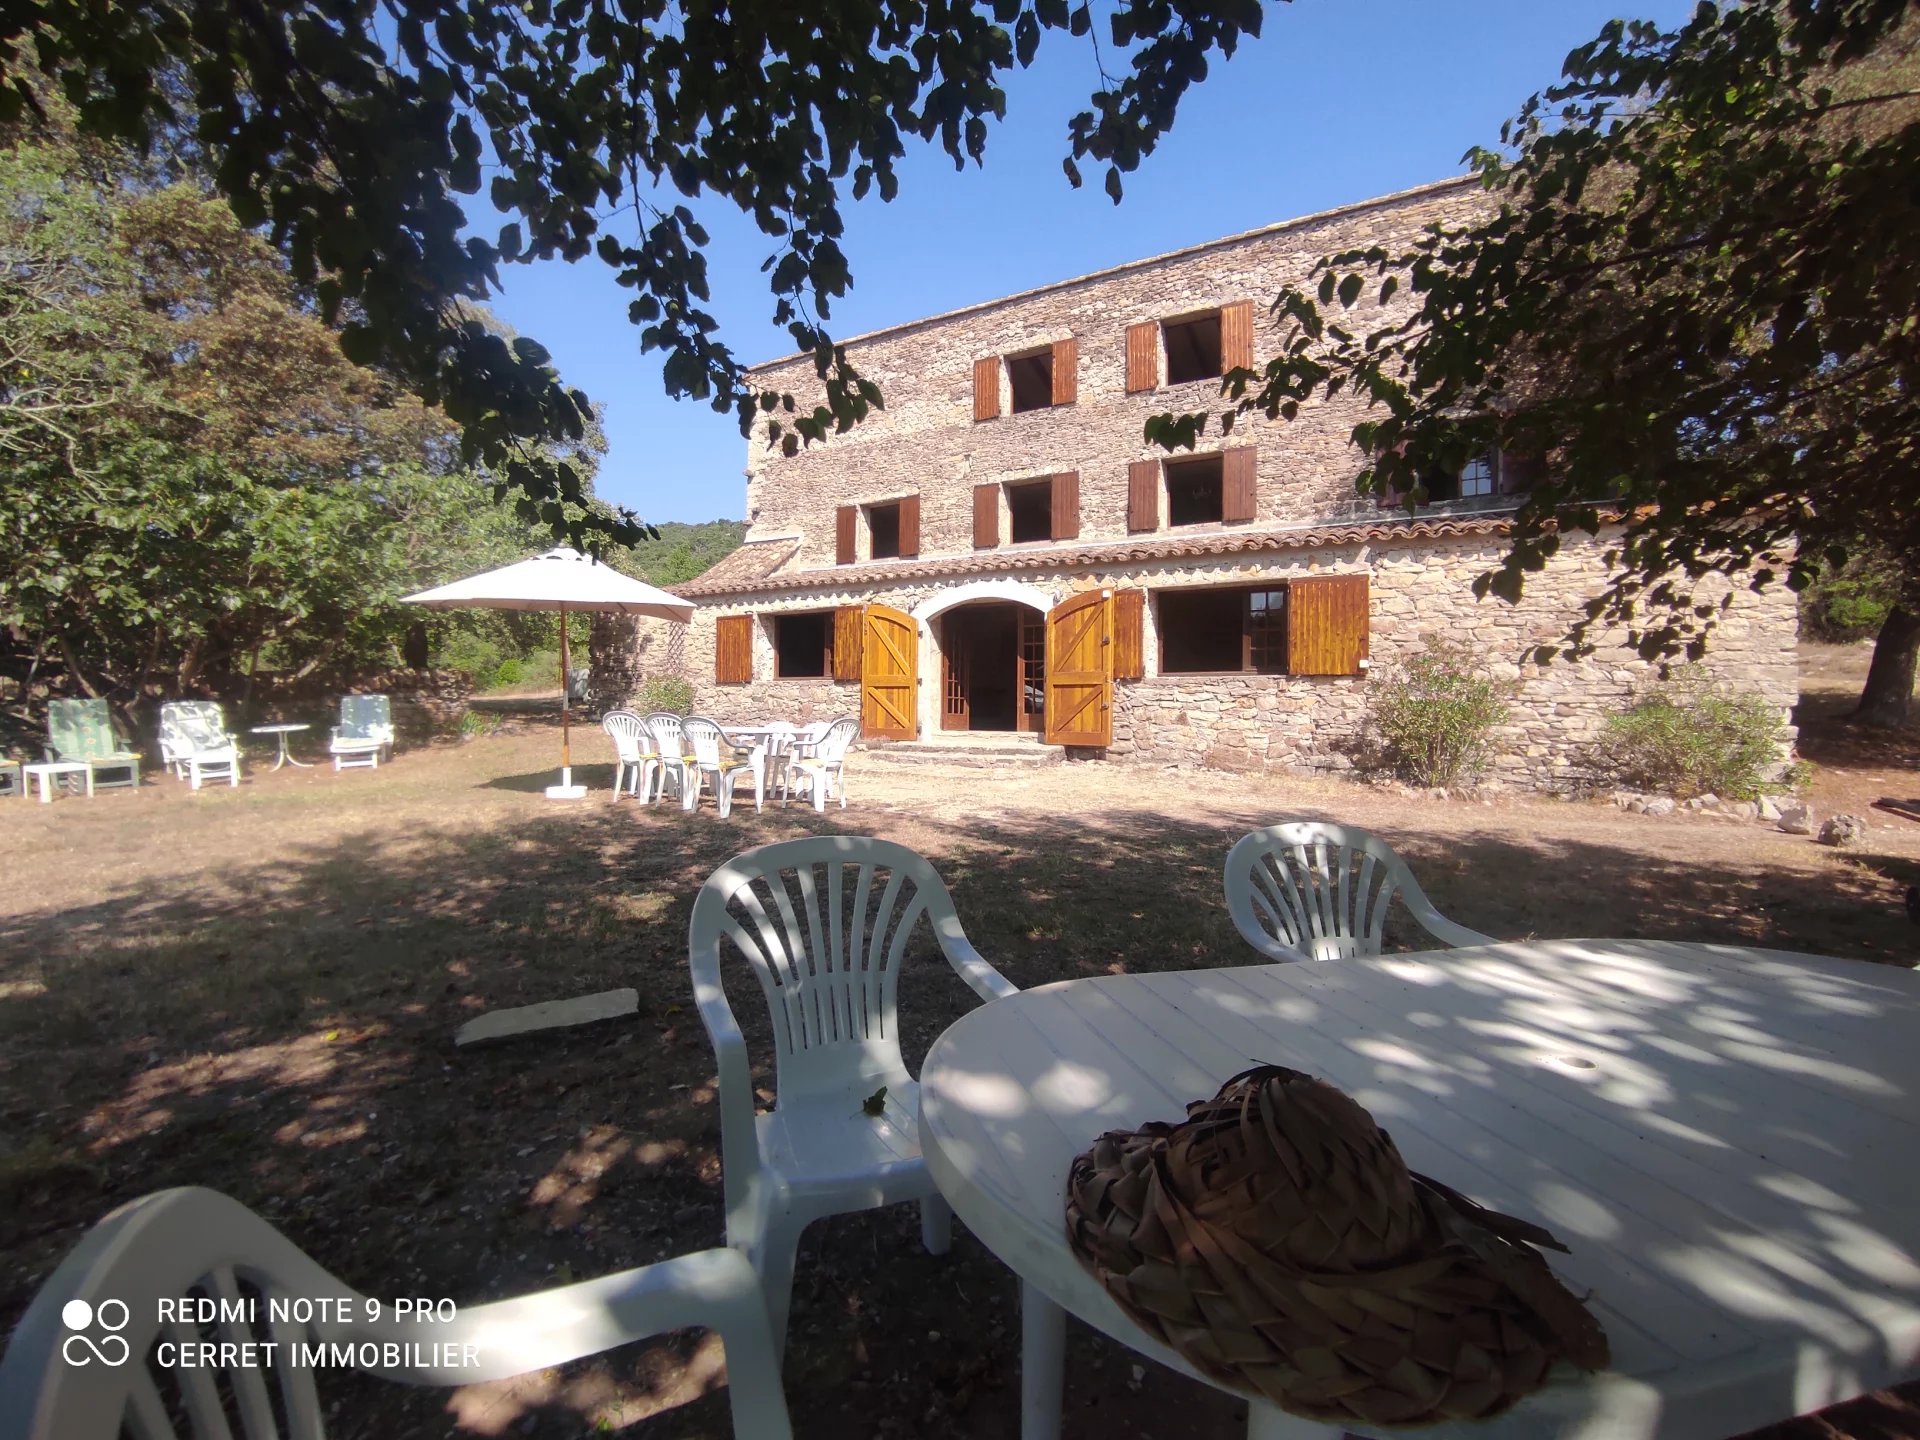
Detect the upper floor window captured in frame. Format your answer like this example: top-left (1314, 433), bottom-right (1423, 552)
top-left (1126, 301), bottom-right (1254, 393)
top-left (973, 339), bottom-right (1077, 420)
top-left (868, 500), bottom-right (902, 559)
top-left (1401, 449), bottom-right (1539, 505)
top-left (973, 472), bottom-right (1081, 548)
top-left (836, 495), bottom-right (920, 563)
top-left (1163, 313), bottom-right (1223, 385)
top-left (1166, 454), bottom-right (1224, 527)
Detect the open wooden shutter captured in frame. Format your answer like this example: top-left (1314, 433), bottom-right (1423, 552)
top-left (1127, 459), bottom-right (1160, 532)
top-left (1222, 446), bottom-right (1258, 523)
top-left (1044, 589), bottom-right (1113, 747)
top-left (860, 604), bottom-right (917, 739)
top-left (715, 614), bottom-right (753, 684)
top-left (1112, 589), bottom-right (1145, 680)
top-left (973, 357), bottom-right (1000, 421)
top-left (1051, 338), bottom-right (1078, 406)
top-left (898, 493), bottom-right (921, 558)
top-left (1221, 299), bottom-right (1254, 373)
top-left (1125, 321), bottom-right (1158, 393)
top-left (1287, 575), bottom-right (1370, 676)
top-left (836, 504), bottom-right (857, 563)
top-left (1051, 470), bottom-right (1080, 541)
top-left (972, 483), bottom-right (999, 548)
top-left (832, 605), bottom-right (864, 681)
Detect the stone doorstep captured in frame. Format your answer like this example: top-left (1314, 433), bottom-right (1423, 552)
top-left (862, 737), bottom-right (1063, 768)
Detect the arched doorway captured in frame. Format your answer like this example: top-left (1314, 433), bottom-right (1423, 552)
top-left (910, 583), bottom-right (1053, 737)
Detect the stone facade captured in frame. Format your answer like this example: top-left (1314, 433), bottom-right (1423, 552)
top-left (637, 179), bottom-right (1800, 790)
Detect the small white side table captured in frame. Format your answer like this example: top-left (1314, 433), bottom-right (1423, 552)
top-left (250, 723), bottom-right (312, 770)
top-left (24, 761), bottom-right (92, 803)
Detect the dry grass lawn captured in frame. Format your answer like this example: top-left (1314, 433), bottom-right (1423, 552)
top-left (2, 646), bottom-right (1916, 1438)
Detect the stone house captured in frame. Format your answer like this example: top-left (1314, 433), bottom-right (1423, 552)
top-left (644, 177), bottom-right (1797, 789)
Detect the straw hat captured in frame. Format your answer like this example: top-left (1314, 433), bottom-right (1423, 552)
top-left (1065, 1065), bottom-right (1609, 1426)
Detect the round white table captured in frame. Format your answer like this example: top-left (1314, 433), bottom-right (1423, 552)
top-left (249, 723), bottom-right (311, 770)
top-left (918, 940), bottom-right (1920, 1440)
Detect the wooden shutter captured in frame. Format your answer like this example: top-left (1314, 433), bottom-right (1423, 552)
top-left (832, 605), bottom-right (864, 681)
top-left (835, 504), bottom-right (857, 564)
top-left (1051, 338), bottom-right (1078, 406)
top-left (973, 357), bottom-right (1000, 421)
top-left (1112, 589), bottom-right (1145, 681)
top-left (1050, 470), bottom-right (1080, 541)
top-left (1127, 459), bottom-right (1160, 532)
top-left (715, 614), bottom-right (753, 684)
top-left (1125, 321), bottom-right (1158, 393)
top-left (860, 603), bottom-right (917, 739)
top-left (1222, 446), bottom-right (1258, 523)
top-left (1287, 575), bottom-right (1370, 676)
top-left (1044, 590), bottom-right (1113, 747)
top-left (898, 492), bottom-right (921, 558)
top-left (975, 485), bottom-right (1006, 552)
top-left (1221, 299), bottom-right (1254, 373)
top-left (972, 483), bottom-right (999, 548)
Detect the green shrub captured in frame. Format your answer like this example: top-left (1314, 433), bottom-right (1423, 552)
top-left (1600, 669), bottom-right (1787, 799)
top-left (1800, 548), bottom-right (1901, 642)
top-left (1368, 640), bottom-right (1510, 788)
top-left (636, 674), bottom-right (694, 715)
top-left (490, 658), bottom-right (526, 688)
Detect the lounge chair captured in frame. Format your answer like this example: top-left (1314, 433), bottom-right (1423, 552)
top-left (46, 699), bottom-right (141, 792)
top-left (329, 694), bottom-right (394, 771)
top-left (158, 701), bottom-right (241, 790)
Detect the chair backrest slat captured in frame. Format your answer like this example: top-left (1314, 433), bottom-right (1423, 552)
top-left (1226, 822), bottom-right (1419, 962)
top-left (601, 710), bottom-right (649, 760)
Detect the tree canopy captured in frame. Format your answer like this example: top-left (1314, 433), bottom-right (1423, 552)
top-left (0, 111), bottom-right (603, 719)
top-left (3, 0), bottom-right (1270, 545)
top-left (1149, 0), bottom-right (1920, 722)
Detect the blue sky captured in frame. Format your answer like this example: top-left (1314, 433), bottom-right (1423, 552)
top-left (481, 0), bottom-right (1693, 526)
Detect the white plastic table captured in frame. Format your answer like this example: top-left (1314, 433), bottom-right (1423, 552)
top-left (23, 760), bottom-right (92, 803)
top-left (249, 722), bottom-right (312, 769)
top-left (918, 940), bottom-right (1920, 1440)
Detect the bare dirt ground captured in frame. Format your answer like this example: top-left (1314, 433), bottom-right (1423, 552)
top-left (2, 649), bottom-right (1916, 1439)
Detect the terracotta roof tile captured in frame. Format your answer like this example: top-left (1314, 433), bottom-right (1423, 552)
top-left (668, 538), bottom-right (800, 597)
top-left (675, 514), bottom-right (1517, 599)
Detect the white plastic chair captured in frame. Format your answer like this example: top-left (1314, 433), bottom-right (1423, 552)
top-left (784, 717), bottom-right (857, 812)
top-left (328, 694), bottom-right (394, 771)
top-left (0, 1186), bottom-right (791, 1440)
top-left (690, 836), bottom-right (1018, 1349)
top-left (1224, 820), bottom-right (1495, 962)
top-left (157, 701), bottom-right (241, 790)
top-left (683, 716), bottom-right (765, 818)
top-left (602, 709), bottom-right (661, 800)
top-left (643, 712), bottom-right (690, 806)
top-left (757, 722), bottom-right (799, 803)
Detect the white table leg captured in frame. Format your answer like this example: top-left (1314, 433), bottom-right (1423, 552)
top-left (1021, 1280), bottom-right (1065, 1440)
top-left (33, 772), bottom-right (52, 804)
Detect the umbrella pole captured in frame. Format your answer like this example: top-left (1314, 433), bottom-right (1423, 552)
top-left (547, 602), bottom-right (586, 799)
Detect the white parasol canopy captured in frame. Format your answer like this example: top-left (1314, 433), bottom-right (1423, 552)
top-left (403, 547), bottom-right (693, 798)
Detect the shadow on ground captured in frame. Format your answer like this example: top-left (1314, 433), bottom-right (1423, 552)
top-left (2, 796), bottom-right (1915, 1438)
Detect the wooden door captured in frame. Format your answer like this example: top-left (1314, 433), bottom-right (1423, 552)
top-left (1018, 609), bottom-right (1046, 733)
top-left (861, 603), bottom-right (918, 740)
top-left (940, 613), bottom-right (971, 731)
top-left (1043, 590), bottom-right (1113, 747)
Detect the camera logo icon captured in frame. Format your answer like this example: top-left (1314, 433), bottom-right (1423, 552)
top-left (61, 1299), bottom-right (130, 1367)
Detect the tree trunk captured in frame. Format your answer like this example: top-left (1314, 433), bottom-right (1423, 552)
top-left (1855, 601), bottom-right (1920, 728)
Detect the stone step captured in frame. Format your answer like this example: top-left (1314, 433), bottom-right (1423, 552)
top-left (862, 740), bottom-right (1062, 768)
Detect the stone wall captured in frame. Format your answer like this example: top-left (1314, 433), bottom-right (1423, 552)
top-left (668, 527), bottom-right (1800, 791)
top-left (740, 179), bottom-right (1488, 569)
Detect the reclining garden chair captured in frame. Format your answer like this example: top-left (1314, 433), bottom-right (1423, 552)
top-left (0, 1185), bottom-right (792, 1440)
top-left (329, 694), bottom-right (394, 771)
top-left (157, 700), bottom-right (241, 790)
top-left (690, 836), bottom-right (1018, 1350)
top-left (1224, 820), bottom-right (1495, 963)
top-left (46, 699), bottom-right (141, 792)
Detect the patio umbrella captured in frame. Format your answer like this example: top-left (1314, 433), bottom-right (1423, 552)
top-left (403, 547), bottom-right (694, 799)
